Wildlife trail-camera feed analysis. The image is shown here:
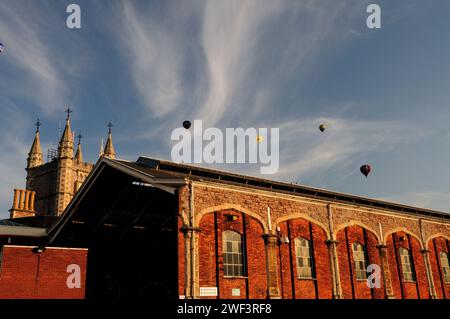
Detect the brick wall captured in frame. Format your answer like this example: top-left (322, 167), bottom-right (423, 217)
top-left (177, 181), bottom-right (450, 299)
top-left (428, 237), bottom-right (450, 299)
top-left (0, 245), bottom-right (87, 299)
top-left (277, 218), bottom-right (332, 299)
top-left (197, 210), bottom-right (267, 299)
top-left (336, 225), bottom-right (384, 299)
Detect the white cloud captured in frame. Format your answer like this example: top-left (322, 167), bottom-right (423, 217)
top-left (196, 0), bottom-right (356, 127)
top-left (118, 2), bottom-right (188, 118)
top-left (379, 191), bottom-right (450, 214)
top-left (275, 116), bottom-right (431, 181)
top-left (0, 1), bottom-right (72, 115)
top-left (116, 1), bottom-right (362, 131)
top-left (0, 103), bottom-right (31, 219)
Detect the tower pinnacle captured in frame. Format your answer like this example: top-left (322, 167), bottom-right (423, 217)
top-left (58, 108), bottom-right (74, 158)
top-left (27, 118), bottom-right (43, 169)
top-left (103, 121), bottom-right (116, 159)
top-left (75, 133), bottom-right (83, 162)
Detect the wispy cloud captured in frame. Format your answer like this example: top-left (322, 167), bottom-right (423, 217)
top-left (118, 1), bottom-right (190, 118)
top-left (379, 191), bottom-right (450, 214)
top-left (0, 0), bottom-right (88, 115)
top-left (0, 102), bottom-right (31, 218)
top-left (196, 0), bottom-right (355, 127)
top-left (115, 1), bottom-right (362, 130)
top-left (276, 116), bottom-right (431, 182)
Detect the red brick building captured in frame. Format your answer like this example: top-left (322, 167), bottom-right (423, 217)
top-left (42, 157), bottom-right (450, 299)
top-left (0, 222), bottom-right (87, 298)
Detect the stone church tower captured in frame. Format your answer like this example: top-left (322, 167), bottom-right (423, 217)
top-left (9, 109), bottom-right (116, 218)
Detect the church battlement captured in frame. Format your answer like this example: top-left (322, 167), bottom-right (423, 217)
top-left (9, 108), bottom-right (117, 218)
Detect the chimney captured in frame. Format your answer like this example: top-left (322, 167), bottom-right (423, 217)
top-left (9, 189), bottom-right (37, 219)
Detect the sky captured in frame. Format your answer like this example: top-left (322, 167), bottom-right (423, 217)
top-left (1, 0), bottom-right (450, 218)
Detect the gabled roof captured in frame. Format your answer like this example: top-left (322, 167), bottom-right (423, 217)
top-left (46, 157), bottom-right (187, 242)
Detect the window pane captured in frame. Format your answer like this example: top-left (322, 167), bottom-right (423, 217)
top-left (399, 247), bottom-right (416, 282)
top-left (352, 243), bottom-right (367, 279)
top-left (295, 238), bottom-right (313, 279)
top-left (222, 231), bottom-right (245, 277)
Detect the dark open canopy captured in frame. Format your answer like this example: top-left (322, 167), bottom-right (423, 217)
top-left (47, 157), bottom-right (186, 298)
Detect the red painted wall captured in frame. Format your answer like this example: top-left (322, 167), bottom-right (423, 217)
top-left (0, 245), bottom-right (87, 299)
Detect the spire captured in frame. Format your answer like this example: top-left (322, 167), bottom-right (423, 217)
top-left (27, 119), bottom-right (43, 169)
top-left (58, 107), bottom-right (74, 159)
top-left (99, 138), bottom-right (104, 157)
top-left (103, 121), bottom-right (116, 159)
top-left (75, 133), bottom-right (83, 162)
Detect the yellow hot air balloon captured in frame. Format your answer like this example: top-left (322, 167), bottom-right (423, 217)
top-left (319, 124), bottom-right (326, 132)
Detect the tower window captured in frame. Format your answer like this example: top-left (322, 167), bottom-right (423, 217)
top-left (294, 237), bottom-right (314, 279)
top-left (399, 247), bottom-right (416, 282)
top-left (439, 251), bottom-right (450, 283)
top-left (222, 230), bottom-right (245, 277)
top-left (352, 243), bottom-right (368, 280)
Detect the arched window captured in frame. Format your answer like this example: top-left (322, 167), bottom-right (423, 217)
top-left (223, 230), bottom-right (245, 277)
top-left (399, 247), bottom-right (416, 282)
top-left (439, 251), bottom-right (450, 283)
top-left (352, 243), bottom-right (368, 280)
top-left (294, 237), bottom-right (314, 279)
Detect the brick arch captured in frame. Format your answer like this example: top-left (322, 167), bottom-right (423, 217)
top-left (334, 221), bottom-right (381, 244)
top-left (197, 203), bottom-right (268, 233)
top-left (275, 213), bottom-right (330, 239)
top-left (425, 233), bottom-right (450, 247)
top-left (383, 227), bottom-right (424, 249)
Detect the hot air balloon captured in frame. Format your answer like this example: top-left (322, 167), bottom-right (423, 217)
top-left (182, 120), bottom-right (191, 129)
top-left (0, 43), bottom-right (4, 53)
top-left (360, 164), bottom-right (371, 178)
top-left (319, 124), bottom-right (326, 132)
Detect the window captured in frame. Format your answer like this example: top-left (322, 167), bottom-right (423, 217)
top-left (295, 238), bottom-right (314, 279)
top-left (352, 243), bottom-right (368, 280)
top-left (440, 252), bottom-right (450, 283)
top-left (223, 231), bottom-right (245, 277)
top-left (399, 247), bottom-right (416, 282)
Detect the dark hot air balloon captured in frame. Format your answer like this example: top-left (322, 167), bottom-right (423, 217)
top-left (182, 120), bottom-right (191, 129)
top-left (319, 124), bottom-right (326, 132)
top-left (0, 43), bottom-right (4, 53)
top-left (360, 164), bottom-right (371, 178)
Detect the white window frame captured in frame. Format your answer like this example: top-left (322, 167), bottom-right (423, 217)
top-left (294, 237), bottom-right (314, 279)
top-left (352, 243), bottom-right (368, 280)
top-left (222, 230), bottom-right (245, 277)
top-left (439, 251), bottom-right (450, 283)
top-left (399, 247), bottom-right (416, 282)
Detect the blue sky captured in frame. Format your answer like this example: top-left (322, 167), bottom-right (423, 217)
top-left (1, 0), bottom-right (450, 218)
